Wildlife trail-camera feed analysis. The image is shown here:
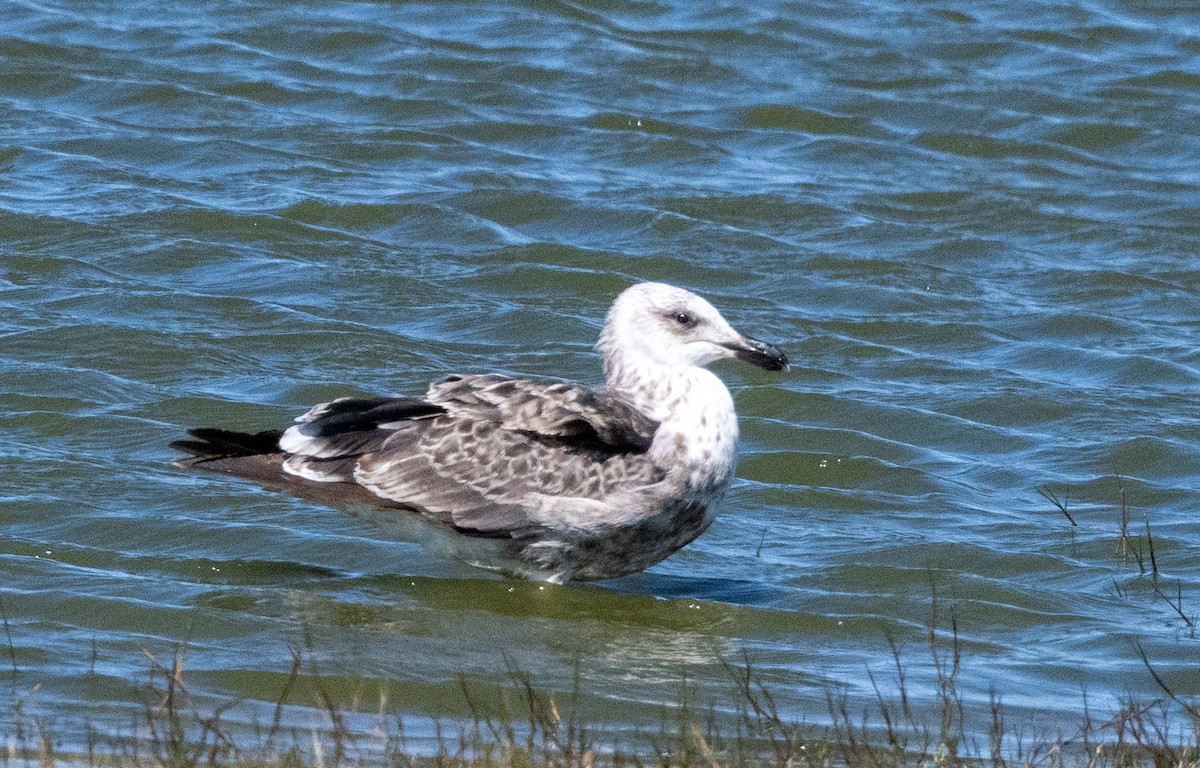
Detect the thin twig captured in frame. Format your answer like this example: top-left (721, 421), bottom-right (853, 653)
top-left (1135, 643), bottom-right (1200, 723)
top-left (0, 594), bottom-right (17, 674)
top-left (1145, 520), bottom-right (1159, 581)
top-left (1151, 580), bottom-right (1194, 629)
top-left (1116, 475), bottom-right (1130, 559)
top-left (1037, 486), bottom-right (1076, 526)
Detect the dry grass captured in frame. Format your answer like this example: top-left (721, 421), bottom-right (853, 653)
top-left (3, 481), bottom-right (1198, 768)
top-left (2, 610), bottom-right (1199, 768)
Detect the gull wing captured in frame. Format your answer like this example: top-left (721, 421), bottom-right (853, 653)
top-left (278, 396), bottom-right (445, 461)
top-left (278, 376), bottom-right (664, 536)
top-left (426, 374), bottom-right (658, 453)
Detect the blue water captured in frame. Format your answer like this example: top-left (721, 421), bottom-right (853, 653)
top-left (2, 0), bottom-right (1199, 755)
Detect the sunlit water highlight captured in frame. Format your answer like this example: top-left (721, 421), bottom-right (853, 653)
top-left (2, 0), bottom-right (1198, 752)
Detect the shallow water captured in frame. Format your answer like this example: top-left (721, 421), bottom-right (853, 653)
top-left (2, 0), bottom-right (1199, 752)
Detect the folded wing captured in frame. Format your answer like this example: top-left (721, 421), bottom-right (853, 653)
top-left (230, 375), bottom-right (664, 536)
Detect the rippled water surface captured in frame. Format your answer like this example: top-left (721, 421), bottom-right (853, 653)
top-left (2, 0), bottom-right (1199, 752)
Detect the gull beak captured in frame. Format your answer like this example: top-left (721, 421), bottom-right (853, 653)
top-left (724, 336), bottom-right (789, 372)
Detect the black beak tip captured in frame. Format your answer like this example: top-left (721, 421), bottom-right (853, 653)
top-left (731, 338), bottom-right (789, 372)
top-left (762, 351), bottom-right (790, 372)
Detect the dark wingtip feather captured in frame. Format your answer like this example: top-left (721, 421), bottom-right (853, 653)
top-left (169, 439), bottom-right (218, 457)
top-left (171, 428), bottom-right (283, 460)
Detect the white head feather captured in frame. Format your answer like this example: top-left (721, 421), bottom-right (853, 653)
top-left (596, 282), bottom-right (788, 385)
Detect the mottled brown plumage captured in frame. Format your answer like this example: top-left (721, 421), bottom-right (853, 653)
top-left (172, 283), bottom-right (788, 582)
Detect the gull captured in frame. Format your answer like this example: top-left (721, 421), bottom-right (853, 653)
top-left (171, 282), bottom-right (788, 583)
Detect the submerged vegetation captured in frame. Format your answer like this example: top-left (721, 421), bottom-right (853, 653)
top-left (4, 481), bottom-right (1198, 768)
top-left (2, 617), bottom-right (1199, 768)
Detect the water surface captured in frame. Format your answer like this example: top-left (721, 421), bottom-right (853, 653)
top-left (2, 0), bottom-right (1199, 752)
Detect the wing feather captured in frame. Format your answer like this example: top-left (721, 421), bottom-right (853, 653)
top-left (355, 417), bottom-right (665, 535)
top-left (427, 374), bottom-right (658, 452)
top-left (279, 396), bottom-right (443, 457)
top-left (270, 376), bottom-right (663, 537)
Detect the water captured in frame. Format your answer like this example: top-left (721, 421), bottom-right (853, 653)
top-left (2, 0), bottom-right (1199, 753)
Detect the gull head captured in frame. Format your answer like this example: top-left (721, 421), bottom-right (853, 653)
top-left (596, 282), bottom-right (789, 377)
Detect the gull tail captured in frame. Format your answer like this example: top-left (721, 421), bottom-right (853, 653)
top-left (170, 427), bottom-right (406, 511)
top-left (171, 427), bottom-right (284, 465)
top-left (170, 427), bottom-right (295, 486)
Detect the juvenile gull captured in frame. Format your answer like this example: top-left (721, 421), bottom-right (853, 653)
top-left (171, 282), bottom-right (788, 583)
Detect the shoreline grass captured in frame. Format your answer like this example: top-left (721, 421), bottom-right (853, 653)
top-left (5, 480), bottom-right (1199, 768)
top-left (3, 622), bottom-right (1198, 768)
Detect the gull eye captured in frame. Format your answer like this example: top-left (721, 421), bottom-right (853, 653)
top-left (673, 312), bottom-right (696, 327)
